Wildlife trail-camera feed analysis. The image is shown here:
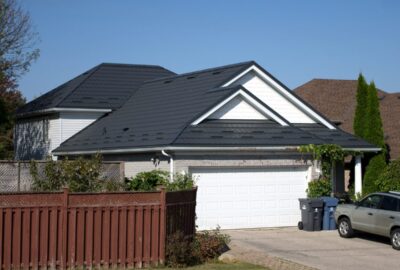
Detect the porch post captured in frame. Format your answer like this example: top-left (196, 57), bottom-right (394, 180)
top-left (355, 155), bottom-right (362, 195)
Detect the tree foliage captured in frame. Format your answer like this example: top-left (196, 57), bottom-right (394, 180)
top-left (30, 154), bottom-right (104, 192)
top-left (0, 0), bottom-right (40, 83)
top-left (364, 82), bottom-right (385, 150)
top-left (0, 0), bottom-right (39, 159)
top-left (362, 154), bottom-right (387, 195)
top-left (353, 74), bottom-right (368, 138)
top-left (375, 158), bottom-right (400, 192)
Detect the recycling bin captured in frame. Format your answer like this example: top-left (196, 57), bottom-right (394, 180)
top-left (298, 198), bottom-right (323, 231)
top-left (321, 196), bottom-right (339, 230)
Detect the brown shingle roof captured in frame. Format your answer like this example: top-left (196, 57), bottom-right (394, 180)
top-left (295, 79), bottom-right (400, 159)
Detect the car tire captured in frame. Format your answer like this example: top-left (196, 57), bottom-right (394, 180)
top-left (338, 217), bottom-right (354, 238)
top-left (391, 228), bottom-right (400, 250)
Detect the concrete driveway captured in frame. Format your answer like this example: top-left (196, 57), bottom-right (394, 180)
top-left (226, 227), bottom-right (399, 270)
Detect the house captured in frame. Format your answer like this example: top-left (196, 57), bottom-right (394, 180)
top-left (295, 79), bottom-right (400, 160)
top-left (17, 61), bottom-right (379, 230)
top-left (14, 64), bottom-right (175, 160)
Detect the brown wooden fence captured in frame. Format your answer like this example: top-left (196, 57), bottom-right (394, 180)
top-left (0, 188), bottom-right (197, 269)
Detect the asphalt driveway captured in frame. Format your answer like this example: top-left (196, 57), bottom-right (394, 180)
top-left (226, 227), bottom-right (399, 270)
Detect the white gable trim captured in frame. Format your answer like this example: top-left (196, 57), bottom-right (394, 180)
top-left (222, 65), bottom-right (336, 129)
top-left (191, 89), bottom-right (288, 126)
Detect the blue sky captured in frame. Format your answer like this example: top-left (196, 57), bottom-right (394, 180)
top-left (19, 0), bottom-right (400, 101)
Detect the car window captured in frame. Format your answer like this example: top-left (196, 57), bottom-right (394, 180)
top-left (380, 196), bottom-right (399, 212)
top-left (360, 195), bottom-right (382, 209)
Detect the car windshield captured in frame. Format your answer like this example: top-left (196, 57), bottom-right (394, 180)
top-left (359, 195), bottom-right (382, 209)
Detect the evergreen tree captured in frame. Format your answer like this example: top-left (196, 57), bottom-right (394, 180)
top-left (353, 74), bottom-right (368, 137)
top-left (364, 81), bottom-right (385, 150)
top-left (362, 154), bottom-right (386, 196)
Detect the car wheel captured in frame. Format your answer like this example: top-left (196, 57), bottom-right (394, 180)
top-left (391, 228), bottom-right (400, 250)
top-left (338, 217), bottom-right (354, 238)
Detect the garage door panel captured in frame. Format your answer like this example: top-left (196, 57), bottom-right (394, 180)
top-left (192, 166), bottom-right (309, 230)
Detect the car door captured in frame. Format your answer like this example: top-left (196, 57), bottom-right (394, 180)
top-left (374, 195), bottom-right (400, 237)
top-left (351, 195), bottom-right (382, 233)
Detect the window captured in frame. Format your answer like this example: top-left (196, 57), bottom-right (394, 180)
top-left (380, 196), bottom-right (399, 212)
top-left (360, 195), bottom-right (382, 209)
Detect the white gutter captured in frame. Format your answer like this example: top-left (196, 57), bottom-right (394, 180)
top-left (53, 145), bottom-right (381, 156)
top-left (161, 150), bottom-right (174, 182)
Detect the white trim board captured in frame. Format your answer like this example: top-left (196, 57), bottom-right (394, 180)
top-left (222, 65), bottom-right (336, 129)
top-left (191, 89), bottom-right (288, 126)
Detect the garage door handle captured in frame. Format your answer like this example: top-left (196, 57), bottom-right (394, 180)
top-left (368, 213), bottom-right (373, 216)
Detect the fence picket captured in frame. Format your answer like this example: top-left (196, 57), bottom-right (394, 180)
top-left (0, 188), bottom-right (196, 269)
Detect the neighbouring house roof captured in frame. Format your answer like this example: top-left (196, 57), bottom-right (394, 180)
top-left (17, 63), bottom-right (175, 117)
top-left (295, 79), bottom-right (400, 159)
top-left (53, 62), bottom-right (378, 155)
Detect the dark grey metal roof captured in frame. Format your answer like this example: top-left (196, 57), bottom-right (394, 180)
top-left (17, 63), bottom-right (175, 115)
top-left (174, 120), bottom-right (323, 146)
top-left (53, 61), bottom-right (379, 154)
top-left (54, 62), bottom-right (255, 153)
top-left (294, 123), bottom-right (377, 149)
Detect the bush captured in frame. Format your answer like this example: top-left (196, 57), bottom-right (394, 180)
top-left (126, 170), bottom-right (195, 192)
top-left (362, 154), bottom-right (387, 195)
top-left (375, 158), bottom-right (400, 192)
top-left (166, 227), bottom-right (230, 267)
top-left (166, 173), bottom-right (195, 191)
top-left (30, 154), bottom-right (104, 192)
top-left (307, 178), bottom-right (332, 198)
top-left (125, 170), bottom-right (169, 191)
top-left (192, 227), bottom-right (230, 263)
top-left (166, 231), bottom-right (195, 268)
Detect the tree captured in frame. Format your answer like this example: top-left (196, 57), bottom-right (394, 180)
top-left (353, 74), bottom-right (368, 138)
top-left (364, 81), bottom-right (385, 150)
top-left (0, 0), bottom-right (40, 84)
top-left (362, 154), bottom-right (386, 196)
top-left (375, 158), bottom-right (400, 192)
top-left (0, 0), bottom-right (39, 159)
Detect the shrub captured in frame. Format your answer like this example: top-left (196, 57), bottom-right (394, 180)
top-left (166, 173), bottom-right (195, 191)
top-left (165, 227), bottom-right (230, 267)
top-left (126, 170), bottom-right (195, 192)
top-left (166, 231), bottom-right (195, 268)
top-left (375, 158), bottom-right (400, 192)
top-left (30, 154), bottom-right (104, 192)
top-left (125, 170), bottom-right (169, 191)
top-left (362, 154), bottom-right (387, 195)
top-left (192, 227), bottom-right (230, 263)
top-left (307, 178), bottom-right (332, 198)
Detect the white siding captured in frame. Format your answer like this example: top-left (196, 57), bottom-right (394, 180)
top-left (59, 112), bottom-right (103, 142)
top-left (208, 96), bottom-right (267, 120)
top-left (235, 72), bottom-right (315, 123)
top-left (48, 118), bottom-right (60, 154)
top-left (14, 118), bottom-right (49, 160)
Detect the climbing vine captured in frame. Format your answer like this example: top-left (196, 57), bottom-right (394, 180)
top-left (298, 144), bottom-right (357, 179)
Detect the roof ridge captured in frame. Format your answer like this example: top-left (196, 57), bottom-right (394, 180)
top-left (99, 62), bottom-right (171, 69)
top-left (143, 61), bottom-right (255, 83)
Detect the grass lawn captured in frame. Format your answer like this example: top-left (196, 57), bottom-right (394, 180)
top-left (164, 262), bottom-right (268, 269)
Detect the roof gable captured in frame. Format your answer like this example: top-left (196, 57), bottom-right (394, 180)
top-left (222, 64), bottom-right (337, 129)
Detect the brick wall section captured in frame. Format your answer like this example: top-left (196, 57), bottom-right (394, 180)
top-left (103, 152), bottom-right (320, 180)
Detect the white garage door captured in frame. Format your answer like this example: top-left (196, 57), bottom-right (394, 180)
top-left (192, 167), bottom-right (309, 230)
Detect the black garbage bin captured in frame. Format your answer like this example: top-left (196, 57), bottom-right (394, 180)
top-left (298, 198), bottom-right (323, 231)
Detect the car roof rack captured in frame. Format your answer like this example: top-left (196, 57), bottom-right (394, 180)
top-left (388, 191), bottom-right (400, 196)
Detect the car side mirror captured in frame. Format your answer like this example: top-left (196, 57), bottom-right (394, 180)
top-left (354, 201), bottom-right (360, 207)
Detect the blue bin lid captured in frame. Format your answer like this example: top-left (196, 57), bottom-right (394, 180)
top-left (320, 196), bottom-right (339, 207)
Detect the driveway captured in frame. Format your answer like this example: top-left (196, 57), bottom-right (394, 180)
top-left (226, 227), bottom-right (398, 270)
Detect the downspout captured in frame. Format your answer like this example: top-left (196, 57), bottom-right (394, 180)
top-left (161, 150), bottom-right (173, 182)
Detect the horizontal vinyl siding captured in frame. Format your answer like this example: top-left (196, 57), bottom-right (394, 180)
top-left (235, 72), bottom-right (315, 123)
top-left (14, 118), bottom-right (49, 160)
top-left (60, 112), bottom-right (104, 142)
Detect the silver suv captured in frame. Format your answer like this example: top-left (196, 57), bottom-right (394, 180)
top-left (334, 191), bottom-right (400, 250)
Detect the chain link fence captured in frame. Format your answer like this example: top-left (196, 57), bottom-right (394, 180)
top-left (0, 161), bottom-right (125, 192)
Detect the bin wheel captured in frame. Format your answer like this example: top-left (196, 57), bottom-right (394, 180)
top-left (298, 221), bottom-right (304, 230)
top-left (338, 217), bottom-right (354, 238)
